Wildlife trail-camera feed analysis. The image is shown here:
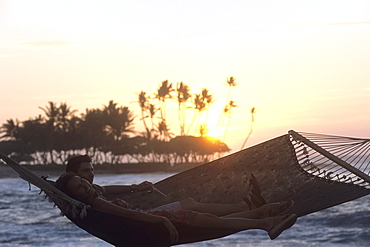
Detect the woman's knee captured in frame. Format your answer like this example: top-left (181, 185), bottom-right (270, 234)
top-left (179, 197), bottom-right (197, 209)
top-left (191, 213), bottom-right (220, 227)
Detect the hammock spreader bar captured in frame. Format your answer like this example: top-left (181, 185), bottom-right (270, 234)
top-left (289, 130), bottom-right (370, 184)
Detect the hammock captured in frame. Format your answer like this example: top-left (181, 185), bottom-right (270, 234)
top-left (1, 130), bottom-right (369, 247)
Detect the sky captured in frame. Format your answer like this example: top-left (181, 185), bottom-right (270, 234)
top-left (0, 0), bottom-right (369, 152)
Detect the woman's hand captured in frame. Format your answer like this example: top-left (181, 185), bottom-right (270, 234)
top-left (162, 217), bottom-right (179, 243)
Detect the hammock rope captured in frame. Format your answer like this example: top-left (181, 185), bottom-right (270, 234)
top-left (289, 130), bottom-right (370, 189)
top-left (1, 132), bottom-right (370, 246)
top-left (0, 152), bottom-right (89, 218)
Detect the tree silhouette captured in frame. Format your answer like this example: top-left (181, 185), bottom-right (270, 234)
top-left (148, 103), bottom-right (159, 137)
top-left (157, 119), bottom-right (173, 142)
top-left (0, 76), bottom-right (252, 164)
top-left (103, 100), bottom-right (135, 141)
top-left (199, 88), bottom-right (214, 136)
top-left (137, 91), bottom-right (151, 140)
top-left (221, 100), bottom-right (238, 142)
top-left (17, 116), bottom-right (49, 163)
top-left (226, 76), bottom-right (238, 101)
top-left (240, 106), bottom-right (257, 150)
top-left (79, 108), bottom-right (107, 156)
top-left (155, 80), bottom-right (174, 121)
top-left (39, 101), bottom-right (60, 163)
top-left (217, 77), bottom-right (238, 142)
top-left (187, 93), bottom-right (204, 135)
top-left (176, 82), bottom-right (192, 136)
top-left (54, 102), bottom-right (79, 162)
top-left (0, 118), bottom-right (20, 140)
top-left (58, 102), bottom-right (78, 132)
top-left (187, 88), bottom-right (214, 136)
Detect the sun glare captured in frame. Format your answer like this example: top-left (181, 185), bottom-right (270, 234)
top-left (200, 109), bottom-right (225, 140)
top-left (206, 128), bottom-right (219, 139)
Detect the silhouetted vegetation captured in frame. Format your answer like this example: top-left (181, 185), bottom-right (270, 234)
top-left (0, 77), bottom-right (255, 165)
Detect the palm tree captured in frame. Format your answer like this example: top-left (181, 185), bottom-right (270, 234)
top-left (187, 92), bottom-right (206, 135)
top-left (53, 102), bottom-right (78, 162)
top-left (39, 101), bottom-right (60, 163)
top-left (137, 91), bottom-right (151, 140)
top-left (118, 106), bottom-right (135, 136)
top-left (222, 100), bottom-right (238, 142)
top-left (79, 108), bottom-right (107, 156)
top-left (39, 101), bottom-right (59, 127)
top-left (217, 77), bottom-right (238, 137)
top-left (148, 103), bottom-right (159, 138)
top-left (58, 102), bottom-right (78, 132)
top-left (155, 80), bottom-right (174, 120)
top-left (103, 100), bottom-right (135, 141)
top-left (157, 119), bottom-right (173, 142)
top-left (14, 116), bottom-right (48, 164)
top-left (176, 82), bottom-right (192, 136)
top-left (225, 76), bottom-right (238, 103)
top-left (65, 115), bottom-right (82, 152)
top-left (103, 100), bottom-right (120, 140)
top-left (186, 93), bottom-right (200, 135)
top-left (201, 88), bottom-right (214, 124)
top-left (0, 118), bottom-right (20, 140)
top-left (187, 88), bottom-right (214, 136)
top-left (198, 124), bottom-right (208, 137)
top-left (240, 107), bottom-right (257, 150)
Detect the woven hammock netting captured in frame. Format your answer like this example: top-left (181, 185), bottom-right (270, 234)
top-left (289, 130), bottom-right (370, 190)
top-left (118, 130), bottom-right (370, 219)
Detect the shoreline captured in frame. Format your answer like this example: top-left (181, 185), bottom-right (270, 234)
top-left (0, 163), bottom-right (203, 179)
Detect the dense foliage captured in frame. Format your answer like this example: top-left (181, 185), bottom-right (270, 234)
top-left (0, 98), bottom-right (230, 166)
top-left (0, 78), bottom-right (255, 165)
top-left (0, 102), bottom-right (230, 165)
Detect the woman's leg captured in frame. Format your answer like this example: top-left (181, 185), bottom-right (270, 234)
top-left (179, 175), bottom-right (268, 216)
top-left (224, 200), bottom-right (295, 219)
top-left (180, 198), bottom-right (294, 219)
top-left (179, 198), bottom-right (249, 216)
top-left (191, 213), bottom-right (297, 234)
top-left (190, 212), bottom-right (297, 239)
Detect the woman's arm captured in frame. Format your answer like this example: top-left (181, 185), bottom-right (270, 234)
top-left (102, 181), bottom-right (154, 195)
top-left (91, 197), bottom-right (178, 243)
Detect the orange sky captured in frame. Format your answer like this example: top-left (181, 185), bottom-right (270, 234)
top-left (0, 0), bottom-right (369, 152)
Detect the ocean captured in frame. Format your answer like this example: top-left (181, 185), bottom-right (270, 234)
top-left (0, 173), bottom-right (369, 247)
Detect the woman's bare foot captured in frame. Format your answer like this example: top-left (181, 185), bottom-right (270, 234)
top-left (266, 214), bottom-right (297, 240)
top-left (243, 174), bottom-right (267, 209)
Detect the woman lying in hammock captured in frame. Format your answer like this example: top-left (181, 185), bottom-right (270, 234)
top-left (65, 154), bottom-right (269, 216)
top-left (55, 174), bottom-right (297, 243)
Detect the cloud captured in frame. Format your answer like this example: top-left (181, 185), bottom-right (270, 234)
top-left (324, 21), bottom-right (370, 27)
top-left (0, 53), bottom-right (20, 58)
top-left (292, 21), bottom-right (370, 29)
top-left (19, 39), bottom-right (78, 49)
top-left (0, 39), bottom-right (79, 57)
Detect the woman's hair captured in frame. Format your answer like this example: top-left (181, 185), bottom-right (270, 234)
top-left (54, 174), bottom-right (91, 218)
top-left (55, 173), bottom-right (99, 205)
top-left (55, 173), bottom-right (76, 198)
top-left (66, 155), bottom-right (92, 173)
